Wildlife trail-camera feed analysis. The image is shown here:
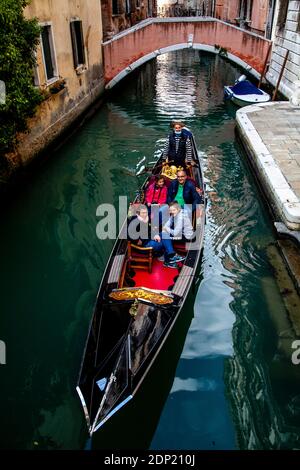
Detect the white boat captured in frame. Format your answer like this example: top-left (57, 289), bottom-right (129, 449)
top-left (224, 75), bottom-right (270, 107)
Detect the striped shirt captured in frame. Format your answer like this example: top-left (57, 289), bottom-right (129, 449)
top-left (163, 134), bottom-right (192, 163)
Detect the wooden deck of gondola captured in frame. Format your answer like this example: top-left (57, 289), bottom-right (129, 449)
top-left (172, 265), bottom-right (193, 297)
top-left (107, 254), bottom-right (126, 284)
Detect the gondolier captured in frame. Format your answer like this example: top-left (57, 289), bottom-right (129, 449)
top-left (163, 121), bottom-right (193, 168)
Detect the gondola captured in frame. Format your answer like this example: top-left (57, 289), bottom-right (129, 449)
top-left (76, 130), bottom-right (206, 436)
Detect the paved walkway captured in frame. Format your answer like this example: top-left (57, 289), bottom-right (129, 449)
top-left (236, 102), bottom-right (300, 231)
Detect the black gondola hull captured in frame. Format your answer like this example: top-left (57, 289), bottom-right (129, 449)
top-left (77, 133), bottom-right (206, 435)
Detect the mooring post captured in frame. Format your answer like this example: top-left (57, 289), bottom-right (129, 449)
top-left (258, 42), bottom-right (272, 89)
top-left (272, 50), bottom-right (289, 101)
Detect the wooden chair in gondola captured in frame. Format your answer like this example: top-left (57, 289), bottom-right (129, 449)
top-left (127, 242), bottom-right (153, 273)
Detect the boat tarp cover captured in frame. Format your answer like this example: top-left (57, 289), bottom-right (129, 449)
top-left (231, 80), bottom-right (263, 96)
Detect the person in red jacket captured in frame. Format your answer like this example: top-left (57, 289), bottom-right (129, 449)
top-left (145, 175), bottom-right (168, 207)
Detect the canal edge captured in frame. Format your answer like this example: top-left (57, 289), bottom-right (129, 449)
top-left (235, 101), bottom-right (300, 299)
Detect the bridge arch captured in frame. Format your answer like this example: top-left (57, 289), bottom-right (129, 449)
top-left (103, 18), bottom-right (271, 90)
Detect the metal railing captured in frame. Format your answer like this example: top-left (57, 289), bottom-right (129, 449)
top-left (157, 7), bottom-right (205, 18)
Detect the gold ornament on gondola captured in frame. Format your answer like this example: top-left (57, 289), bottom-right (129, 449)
top-left (129, 299), bottom-right (139, 317)
top-left (109, 287), bottom-right (174, 305)
top-left (161, 164), bottom-right (178, 180)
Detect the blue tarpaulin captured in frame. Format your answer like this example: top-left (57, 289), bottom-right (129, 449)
top-left (230, 80), bottom-right (263, 96)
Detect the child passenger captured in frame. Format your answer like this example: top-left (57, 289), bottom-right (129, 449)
top-left (144, 175), bottom-right (168, 207)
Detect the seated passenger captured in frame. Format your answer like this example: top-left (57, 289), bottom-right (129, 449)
top-left (145, 175), bottom-right (168, 207)
top-left (127, 204), bottom-right (154, 247)
top-left (167, 169), bottom-right (203, 211)
top-left (128, 204), bottom-right (184, 267)
top-left (154, 202), bottom-right (194, 268)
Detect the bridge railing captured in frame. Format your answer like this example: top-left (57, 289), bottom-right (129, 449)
top-left (157, 7), bottom-right (204, 18)
top-left (103, 17), bottom-right (271, 89)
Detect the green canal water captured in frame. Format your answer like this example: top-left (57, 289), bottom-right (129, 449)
top-left (1, 50), bottom-right (300, 450)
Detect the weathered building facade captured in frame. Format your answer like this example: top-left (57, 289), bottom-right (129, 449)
top-left (215, 0), bottom-right (270, 37)
top-left (266, 0), bottom-right (300, 99)
top-left (156, 0), bottom-right (215, 17)
top-left (101, 0), bottom-right (157, 41)
top-left (15, 0), bottom-right (105, 166)
top-left (10, 0), bottom-right (300, 172)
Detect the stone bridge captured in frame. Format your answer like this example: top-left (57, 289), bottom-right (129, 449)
top-left (103, 17), bottom-right (271, 89)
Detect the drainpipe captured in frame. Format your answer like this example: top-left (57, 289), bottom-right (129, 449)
top-left (211, 0), bottom-right (216, 17)
top-left (265, 0), bottom-right (276, 40)
top-left (271, 0), bottom-right (280, 42)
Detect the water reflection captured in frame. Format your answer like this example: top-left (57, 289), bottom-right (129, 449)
top-left (149, 51), bottom-right (300, 450)
top-left (0, 50), bottom-right (299, 450)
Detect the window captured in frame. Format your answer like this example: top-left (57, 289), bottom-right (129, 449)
top-left (126, 0), bottom-right (131, 14)
top-left (277, 0), bottom-right (289, 30)
top-left (70, 20), bottom-right (85, 69)
top-left (40, 25), bottom-right (57, 81)
top-left (112, 0), bottom-right (119, 15)
top-left (239, 0), bottom-right (253, 21)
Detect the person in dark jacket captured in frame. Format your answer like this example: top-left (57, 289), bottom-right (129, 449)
top-left (162, 121), bottom-right (193, 168)
top-left (127, 204), bottom-right (184, 266)
top-left (167, 169), bottom-right (203, 211)
top-left (127, 205), bottom-right (152, 246)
